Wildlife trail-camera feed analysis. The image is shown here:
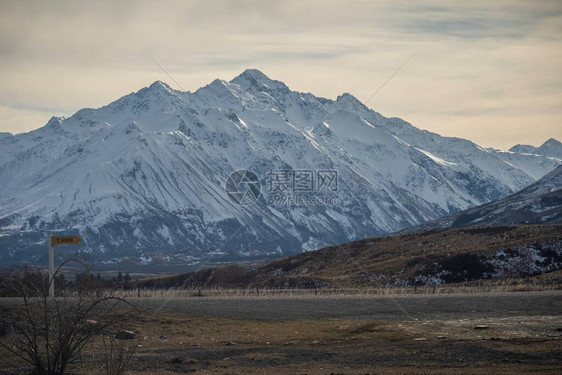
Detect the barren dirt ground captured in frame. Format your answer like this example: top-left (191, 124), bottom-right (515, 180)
top-left (1, 291), bottom-right (561, 374)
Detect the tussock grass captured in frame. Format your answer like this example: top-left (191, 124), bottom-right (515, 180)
top-left (106, 277), bottom-right (561, 299)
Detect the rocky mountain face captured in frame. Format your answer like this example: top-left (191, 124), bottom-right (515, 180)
top-left (0, 69), bottom-right (560, 263)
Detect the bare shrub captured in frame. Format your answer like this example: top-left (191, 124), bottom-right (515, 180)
top-left (0, 260), bottom-right (137, 375)
top-left (99, 332), bottom-right (137, 375)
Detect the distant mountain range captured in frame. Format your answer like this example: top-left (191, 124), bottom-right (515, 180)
top-left (406, 165), bottom-right (562, 232)
top-left (509, 138), bottom-right (562, 159)
top-left (0, 69), bottom-right (560, 263)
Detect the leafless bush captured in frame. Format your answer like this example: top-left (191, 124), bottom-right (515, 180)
top-left (99, 332), bottom-right (136, 375)
top-left (0, 260), bottom-right (137, 375)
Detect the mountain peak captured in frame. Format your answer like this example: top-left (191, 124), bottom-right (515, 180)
top-left (204, 78), bottom-right (229, 90)
top-left (46, 116), bottom-right (65, 128)
top-left (508, 143), bottom-right (533, 153)
top-left (135, 80), bottom-right (176, 98)
top-left (541, 138), bottom-right (561, 148)
top-left (509, 138), bottom-right (562, 159)
top-left (148, 80), bottom-right (174, 92)
top-left (238, 68), bottom-right (270, 81)
top-left (335, 92), bottom-right (367, 111)
top-left (538, 138), bottom-right (562, 158)
top-left (230, 69), bottom-right (288, 92)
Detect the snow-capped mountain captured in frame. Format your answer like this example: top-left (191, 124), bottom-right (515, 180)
top-left (0, 69), bottom-right (560, 262)
top-left (406, 165), bottom-right (562, 232)
top-left (489, 138), bottom-right (562, 179)
top-left (509, 138), bottom-right (562, 159)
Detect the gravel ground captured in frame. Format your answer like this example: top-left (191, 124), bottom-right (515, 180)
top-left (1, 291), bottom-right (559, 320)
top-left (1, 291), bottom-right (561, 374)
top-left (125, 290), bottom-right (562, 320)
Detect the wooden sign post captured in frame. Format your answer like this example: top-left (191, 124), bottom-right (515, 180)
top-left (49, 235), bottom-right (82, 297)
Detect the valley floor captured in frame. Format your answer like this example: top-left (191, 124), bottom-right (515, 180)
top-left (124, 291), bottom-right (562, 320)
top-left (0, 291), bottom-right (561, 374)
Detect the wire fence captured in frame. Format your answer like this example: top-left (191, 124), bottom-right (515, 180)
top-left (107, 280), bottom-right (561, 299)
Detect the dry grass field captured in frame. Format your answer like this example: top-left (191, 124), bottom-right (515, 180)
top-left (111, 269), bottom-right (562, 299)
top-left (2, 311), bottom-right (561, 374)
top-left (1, 292), bottom-right (561, 374)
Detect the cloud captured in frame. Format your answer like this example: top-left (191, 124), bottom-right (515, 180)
top-left (0, 104), bottom-right (53, 135)
top-left (0, 0), bottom-right (560, 148)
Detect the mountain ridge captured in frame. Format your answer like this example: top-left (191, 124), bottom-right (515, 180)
top-left (509, 138), bottom-right (562, 159)
top-left (403, 165), bottom-right (562, 233)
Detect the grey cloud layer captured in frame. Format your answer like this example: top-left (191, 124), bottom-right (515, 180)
top-left (1, 0), bottom-right (561, 148)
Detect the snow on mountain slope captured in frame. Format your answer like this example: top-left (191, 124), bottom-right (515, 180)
top-left (0, 69), bottom-right (560, 262)
top-left (484, 138), bottom-right (562, 180)
top-left (489, 148), bottom-right (561, 180)
top-left (405, 165), bottom-right (562, 232)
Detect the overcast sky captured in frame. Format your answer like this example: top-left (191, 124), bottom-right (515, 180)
top-left (1, 0), bottom-right (561, 149)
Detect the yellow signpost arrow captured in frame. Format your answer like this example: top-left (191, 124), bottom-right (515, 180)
top-left (51, 236), bottom-right (83, 246)
top-left (49, 235), bottom-right (83, 297)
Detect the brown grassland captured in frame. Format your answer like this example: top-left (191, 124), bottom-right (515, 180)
top-left (1, 306), bottom-right (561, 374)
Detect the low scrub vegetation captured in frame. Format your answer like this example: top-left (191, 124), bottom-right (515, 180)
top-left (0, 262), bottom-right (138, 375)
